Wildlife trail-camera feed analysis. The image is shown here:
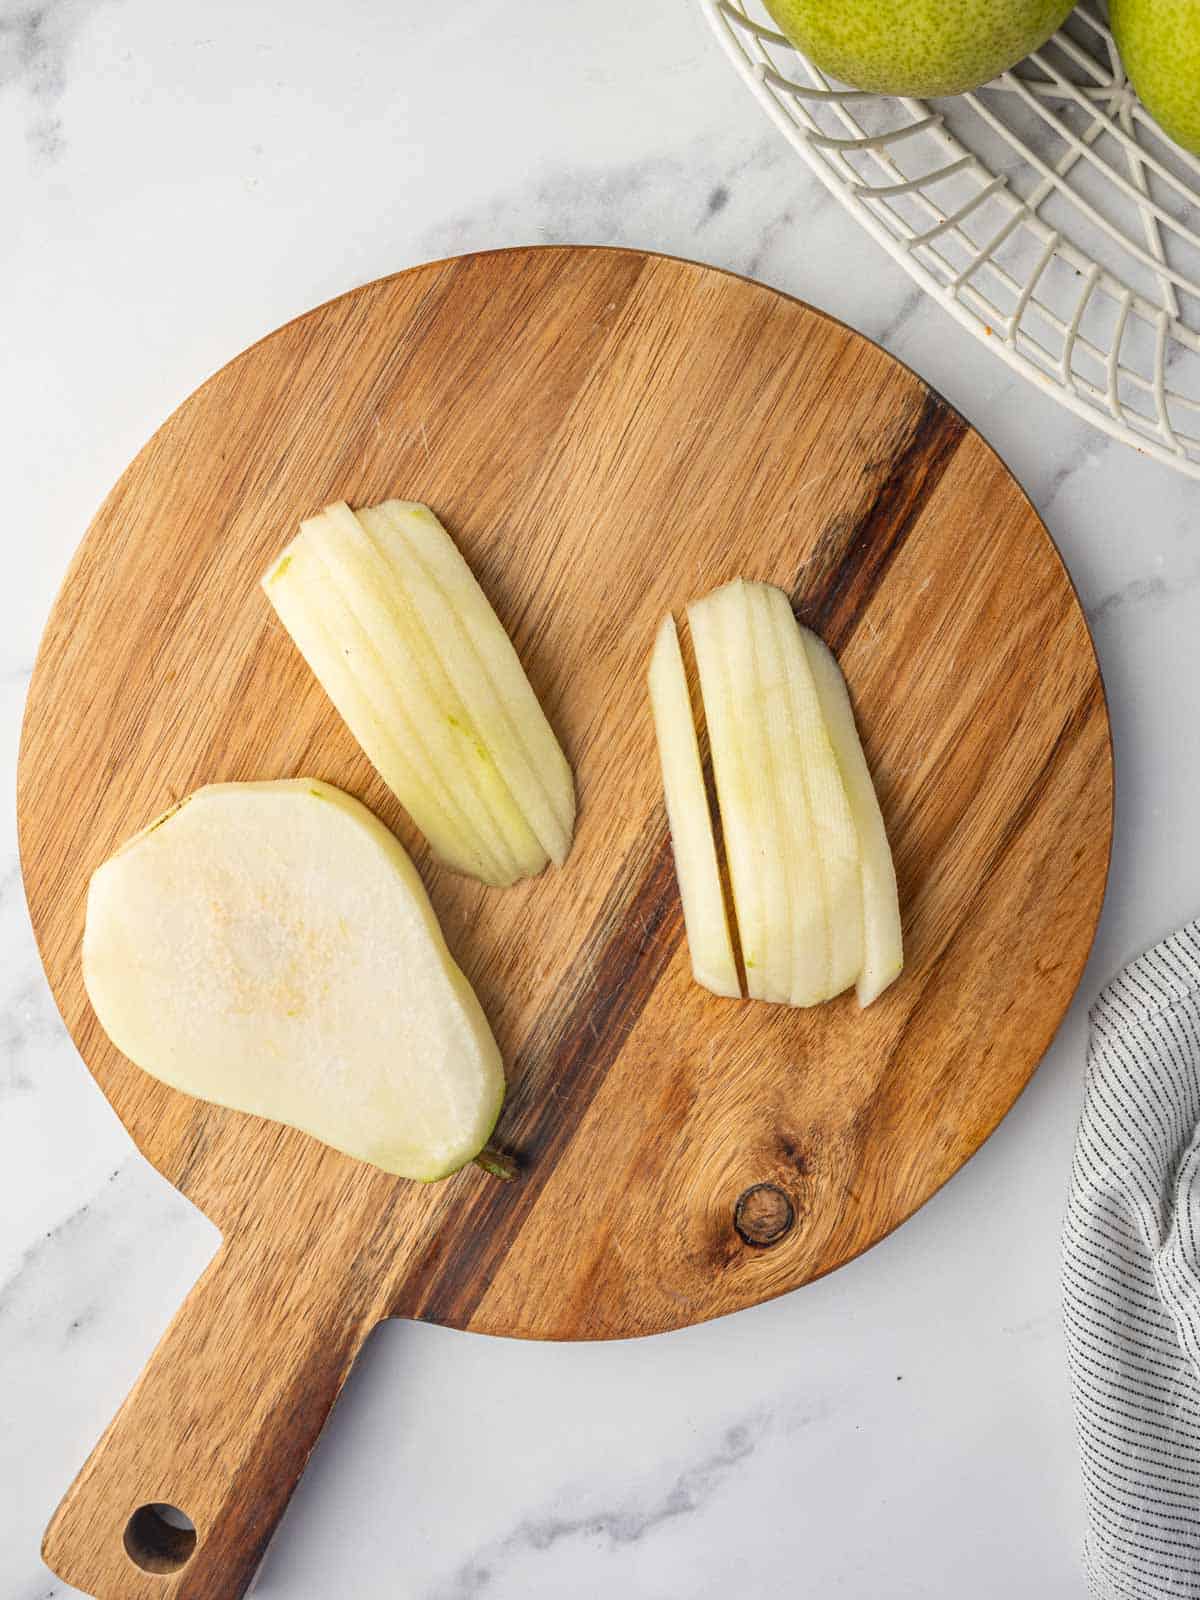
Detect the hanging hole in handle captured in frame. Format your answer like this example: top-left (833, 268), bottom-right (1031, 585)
top-left (124, 1503), bottom-right (197, 1574)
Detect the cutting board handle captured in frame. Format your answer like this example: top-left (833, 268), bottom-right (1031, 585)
top-left (42, 1198), bottom-right (381, 1600)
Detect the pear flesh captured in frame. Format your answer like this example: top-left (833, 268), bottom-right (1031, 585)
top-left (756, 583), bottom-right (863, 1004)
top-left (800, 629), bottom-right (903, 1007)
top-left (359, 503), bottom-right (575, 866)
top-left (262, 502), bottom-right (575, 887)
top-left (688, 580), bottom-right (863, 1007)
top-left (83, 780), bottom-right (505, 1180)
top-left (653, 581), bottom-right (901, 1009)
top-left (686, 584), bottom-right (767, 998)
top-left (647, 615), bottom-right (739, 999)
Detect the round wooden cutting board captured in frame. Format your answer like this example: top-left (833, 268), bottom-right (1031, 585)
top-left (19, 247), bottom-right (1112, 1600)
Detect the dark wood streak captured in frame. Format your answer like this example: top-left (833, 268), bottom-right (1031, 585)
top-left (403, 383), bottom-right (969, 1330)
top-left (403, 830), bottom-right (681, 1324)
top-left (795, 389), bottom-right (968, 652)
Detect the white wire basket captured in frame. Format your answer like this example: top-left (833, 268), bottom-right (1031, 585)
top-left (702, 0), bottom-right (1200, 479)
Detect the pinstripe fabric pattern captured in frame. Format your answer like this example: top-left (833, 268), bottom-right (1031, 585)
top-left (1065, 922), bottom-right (1200, 1599)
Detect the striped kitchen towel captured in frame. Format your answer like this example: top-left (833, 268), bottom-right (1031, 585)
top-left (1064, 921), bottom-right (1200, 1599)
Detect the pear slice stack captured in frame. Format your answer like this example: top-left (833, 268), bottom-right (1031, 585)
top-left (649, 579), bottom-right (902, 1009)
top-left (263, 501), bottom-right (575, 887)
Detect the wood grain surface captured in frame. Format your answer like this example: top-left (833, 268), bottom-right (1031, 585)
top-left (18, 246), bottom-right (1113, 1599)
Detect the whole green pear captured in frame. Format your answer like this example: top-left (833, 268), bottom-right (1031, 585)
top-left (763, 0), bottom-right (1077, 97)
top-left (1110, 0), bottom-right (1200, 156)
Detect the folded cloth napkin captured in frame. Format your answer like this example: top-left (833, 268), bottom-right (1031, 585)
top-left (1065, 921), bottom-right (1200, 1599)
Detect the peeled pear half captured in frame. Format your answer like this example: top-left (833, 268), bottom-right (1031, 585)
top-left (83, 779), bottom-right (505, 1180)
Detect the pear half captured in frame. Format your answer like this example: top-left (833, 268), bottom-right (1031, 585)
top-left (83, 779), bottom-right (505, 1180)
top-left (262, 502), bottom-right (575, 888)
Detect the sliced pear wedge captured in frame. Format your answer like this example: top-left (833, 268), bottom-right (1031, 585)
top-left (263, 501), bottom-right (575, 887)
top-left (647, 615), bottom-right (739, 999)
top-left (83, 779), bottom-right (505, 1180)
top-left (262, 534), bottom-right (499, 882)
top-left (800, 628), bottom-right (903, 1007)
top-left (301, 503), bottom-right (544, 882)
top-left (655, 581), bottom-right (898, 1011)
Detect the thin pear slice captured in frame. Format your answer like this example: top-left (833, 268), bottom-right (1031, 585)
top-left (360, 501), bottom-right (575, 866)
top-left (83, 780), bottom-right (505, 1181)
top-left (762, 587), bottom-right (863, 1003)
top-left (262, 536), bottom-right (500, 882)
top-left (736, 585), bottom-right (795, 1005)
top-left (689, 581), bottom-right (781, 1001)
top-left (747, 582), bottom-right (829, 1006)
top-left (648, 615), bottom-right (739, 999)
top-left (801, 628), bottom-right (903, 1007)
top-left (303, 503), bottom-right (545, 883)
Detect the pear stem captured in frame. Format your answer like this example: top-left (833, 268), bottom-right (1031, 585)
top-left (474, 1145), bottom-right (519, 1181)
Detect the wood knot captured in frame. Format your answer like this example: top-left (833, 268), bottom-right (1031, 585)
top-left (733, 1183), bottom-right (795, 1248)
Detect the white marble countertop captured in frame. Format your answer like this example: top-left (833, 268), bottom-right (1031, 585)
top-left (2, 2), bottom-right (1198, 1596)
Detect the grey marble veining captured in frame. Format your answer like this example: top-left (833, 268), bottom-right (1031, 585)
top-left (417, 130), bottom-right (810, 277)
top-left (0, 0), bottom-right (110, 164)
top-left (434, 1417), bottom-right (763, 1600)
top-left (1087, 564), bottom-right (1200, 626)
top-left (2, 1), bottom-right (1198, 1597)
